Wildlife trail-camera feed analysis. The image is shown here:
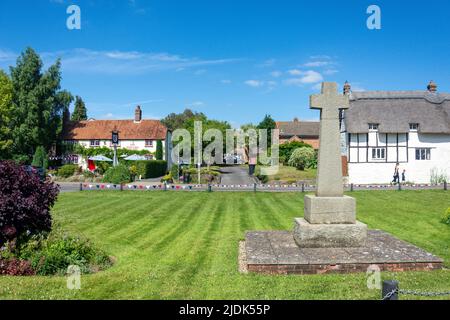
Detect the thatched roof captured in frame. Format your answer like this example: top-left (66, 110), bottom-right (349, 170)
top-left (345, 91), bottom-right (450, 134)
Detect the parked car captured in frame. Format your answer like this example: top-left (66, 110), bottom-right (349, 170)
top-left (24, 165), bottom-right (46, 182)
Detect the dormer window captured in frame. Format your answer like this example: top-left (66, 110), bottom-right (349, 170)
top-left (368, 123), bottom-right (379, 131)
top-left (409, 123), bottom-right (419, 131)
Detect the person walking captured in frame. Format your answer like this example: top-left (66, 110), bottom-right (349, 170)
top-left (402, 169), bottom-right (406, 183)
top-left (392, 163), bottom-right (400, 184)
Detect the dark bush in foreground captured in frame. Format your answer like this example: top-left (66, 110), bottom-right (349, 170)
top-left (0, 161), bottom-right (59, 246)
top-left (0, 258), bottom-right (35, 276)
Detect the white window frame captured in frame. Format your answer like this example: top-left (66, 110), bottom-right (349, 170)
top-left (371, 147), bottom-right (386, 160)
top-left (409, 123), bottom-right (419, 131)
top-left (415, 148), bottom-right (431, 160)
top-left (368, 123), bottom-right (379, 131)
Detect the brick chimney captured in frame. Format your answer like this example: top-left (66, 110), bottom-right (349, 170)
top-left (134, 105), bottom-right (142, 123)
top-left (427, 80), bottom-right (437, 93)
top-left (343, 81), bottom-right (351, 95)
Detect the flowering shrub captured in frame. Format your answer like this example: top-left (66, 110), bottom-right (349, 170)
top-left (0, 161), bottom-right (59, 246)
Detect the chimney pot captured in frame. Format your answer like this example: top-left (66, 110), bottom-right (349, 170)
top-left (134, 105), bottom-right (142, 122)
top-left (343, 81), bottom-right (351, 95)
top-left (427, 80), bottom-right (437, 92)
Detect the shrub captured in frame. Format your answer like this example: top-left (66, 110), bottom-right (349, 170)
top-left (0, 161), bottom-right (59, 246)
top-left (155, 140), bottom-right (163, 160)
top-left (288, 147), bottom-right (316, 171)
top-left (280, 141), bottom-right (313, 165)
top-left (430, 167), bottom-right (448, 184)
top-left (103, 164), bottom-right (131, 184)
top-left (0, 258), bottom-right (35, 276)
top-left (57, 164), bottom-right (78, 178)
top-left (442, 208), bottom-right (450, 225)
top-left (17, 231), bottom-right (112, 275)
top-left (31, 146), bottom-right (49, 170)
top-left (136, 160), bottom-right (167, 179)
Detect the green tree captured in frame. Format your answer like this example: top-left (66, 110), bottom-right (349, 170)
top-left (279, 141), bottom-right (313, 165)
top-left (10, 47), bottom-right (71, 162)
top-left (155, 140), bottom-right (163, 160)
top-left (0, 70), bottom-right (13, 159)
top-left (71, 96), bottom-right (88, 121)
top-left (31, 145), bottom-right (48, 169)
top-left (288, 147), bottom-right (316, 171)
top-left (257, 114), bottom-right (276, 147)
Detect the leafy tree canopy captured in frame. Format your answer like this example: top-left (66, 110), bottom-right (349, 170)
top-left (0, 70), bottom-right (13, 159)
top-left (71, 96), bottom-right (88, 121)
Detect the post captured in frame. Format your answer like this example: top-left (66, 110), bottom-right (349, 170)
top-left (208, 184), bottom-right (212, 193)
top-left (120, 183), bottom-right (123, 191)
top-left (79, 183), bottom-right (83, 191)
top-left (301, 183), bottom-right (305, 193)
top-left (444, 181), bottom-right (448, 191)
top-left (350, 183), bottom-right (354, 192)
top-left (398, 182), bottom-right (402, 191)
top-left (164, 182), bottom-right (167, 191)
top-left (253, 183), bottom-right (257, 192)
top-left (382, 280), bottom-right (399, 300)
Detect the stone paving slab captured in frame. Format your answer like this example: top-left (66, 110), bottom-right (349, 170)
top-left (245, 230), bottom-right (443, 274)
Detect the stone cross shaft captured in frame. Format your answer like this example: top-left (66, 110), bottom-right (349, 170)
top-left (310, 82), bottom-right (349, 197)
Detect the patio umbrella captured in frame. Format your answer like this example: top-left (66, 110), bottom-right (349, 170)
top-left (123, 154), bottom-right (147, 161)
top-left (88, 155), bottom-right (113, 162)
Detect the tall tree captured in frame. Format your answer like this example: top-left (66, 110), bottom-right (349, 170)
top-left (10, 47), bottom-right (70, 162)
top-left (71, 96), bottom-right (87, 121)
top-left (257, 114), bottom-right (276, 146)
top-left (0, 70), bottom-right (13, 159)
top-left (155, 140), bottom-right (164, 160)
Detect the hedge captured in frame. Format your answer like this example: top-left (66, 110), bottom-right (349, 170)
top-left (135, 160), bottom-right (167, 179)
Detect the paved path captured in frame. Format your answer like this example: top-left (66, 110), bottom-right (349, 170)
top-left (220, 166), bottom-right (257, 185)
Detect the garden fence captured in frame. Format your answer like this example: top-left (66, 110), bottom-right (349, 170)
top-left (77, 181), bottom-right (448, 192)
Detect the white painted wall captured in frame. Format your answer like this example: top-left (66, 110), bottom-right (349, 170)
top-left (347, 133), bottom-right (450, 184)
top-left (67, 139), bottom-right (166, 169)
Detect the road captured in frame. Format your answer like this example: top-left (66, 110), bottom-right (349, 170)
top-left (219, 165), bottom-right (257, 185)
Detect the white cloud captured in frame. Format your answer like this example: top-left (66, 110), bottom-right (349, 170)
top-left (37, 48), bottom-right (238, 75)
top-left (287, 69), bottom-right (303, 76)
top-left (194, 69), bottom-right (207, 75)
top-left (303, 61), bottom-right (331, 67)
top-left (187, 101), bottom-right (205, 107)
top-left (257, 59), bottom-right (276, 67)
top-left (270, 71), bottom-right (282, 78)
top-left (284, 70), bottom-right (323, 86)
top-left (245, 80), bottom-right (264, 87)
top-left (323, 69), bottom-right (339, 75)
top-left (221, 79), bottom-right (232, 84)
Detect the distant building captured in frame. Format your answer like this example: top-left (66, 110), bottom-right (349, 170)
top-left (342, 81), bottom-right (450, 184)
top-left (276, 118), bottom-right (320, 149)
top-left (62, 106), bottom-right (172, 168)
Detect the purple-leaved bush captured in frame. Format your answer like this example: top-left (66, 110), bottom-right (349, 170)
top-left (0, 161), bottom-right (59, 245)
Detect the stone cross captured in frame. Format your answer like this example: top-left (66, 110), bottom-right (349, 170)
top-left (310, 82), bottom-right (349, 197)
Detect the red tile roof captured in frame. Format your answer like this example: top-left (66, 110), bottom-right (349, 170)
top-left (63, 120), bottom-right (168, 140)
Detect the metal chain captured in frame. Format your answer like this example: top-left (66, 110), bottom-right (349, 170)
top-left (382, 289), bottom-right (398, 300)
top-left (398, 289), bottom-right (450, 297)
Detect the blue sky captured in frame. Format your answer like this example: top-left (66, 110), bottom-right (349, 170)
top-left (0, 0), bottom-right (449, 127)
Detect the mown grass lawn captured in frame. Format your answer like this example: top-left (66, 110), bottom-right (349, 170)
top-left (257, 164), bottom-right (317, 183)
top-left (0, 190), bottom-right (449, 300)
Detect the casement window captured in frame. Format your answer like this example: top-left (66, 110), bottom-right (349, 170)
top-left (90, 140), bottom-right (100, 147)
top-left (368, 123), bottom-right (379, 131)
top-left (409, 123), bottom-right (419, 131)
top-left (371, 147), bottom-right (386, 160)
top-left (415, 148), bottom-right (431, 160)
top-left (145, 140), bottom-right (153, 147)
